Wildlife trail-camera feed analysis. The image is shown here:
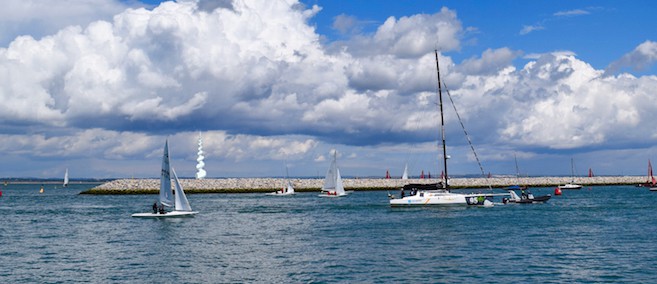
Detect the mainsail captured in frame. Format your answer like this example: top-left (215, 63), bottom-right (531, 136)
top-left (401, 164), bottom-right (408, 180)
top-left (160, 140), bottom-right (174, 207)
top-left (63, 168), bottom-right (69, 187)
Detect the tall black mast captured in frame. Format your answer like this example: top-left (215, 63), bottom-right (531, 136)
top-left (435, 50), bottom-right (448, 190)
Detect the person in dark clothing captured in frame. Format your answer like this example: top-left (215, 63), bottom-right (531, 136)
top-left (158, 204), bottom-right (165, 214)
top-left (152, 202), bottom-right (158, 214)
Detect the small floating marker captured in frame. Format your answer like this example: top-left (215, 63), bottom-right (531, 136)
top-left (554, 187), bottom-right (562, 196)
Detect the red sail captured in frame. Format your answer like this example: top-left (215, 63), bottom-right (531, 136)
top-left (649, 160), bottom-right (653, 179)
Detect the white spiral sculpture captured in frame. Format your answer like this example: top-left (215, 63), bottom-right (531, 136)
top-left (196, 132), bottom-right (207, 179)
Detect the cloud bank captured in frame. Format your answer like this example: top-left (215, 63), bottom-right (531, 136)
top-left (1, 0), bottom-right (657, 178)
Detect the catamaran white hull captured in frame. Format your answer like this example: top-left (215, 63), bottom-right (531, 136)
top-left (131, 211), bottom-right (198, 218)
top-left (390, 191), bottom-right (467, 206)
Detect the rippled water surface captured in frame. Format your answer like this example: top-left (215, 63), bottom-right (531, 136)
top-left (1, 184), bottom-right (657, 283)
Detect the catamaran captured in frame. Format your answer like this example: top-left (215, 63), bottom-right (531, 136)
top-left (319, 151), bottom-right (348, 197)
top-left (132, 140), bottom-right (198, 218)
top-left (389, 50), bottom-right (506, 207)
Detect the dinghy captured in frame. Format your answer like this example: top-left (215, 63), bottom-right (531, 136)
top-left (319, 151), bottom-right (348, 197)
top-left (268, 164), bottom-right (296, 196)
top-left (63, 168), bottom-right (69, 187)
top-left (268, 180), bottom-right (296, 196)
top-left (132, 140), bottom-right (198, 218)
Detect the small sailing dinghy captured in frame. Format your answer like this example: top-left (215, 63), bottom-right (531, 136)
top-left (268, 165), bottom-right (296, 196)
top-left (268, 180), bottom-right (295, 196)
top-left (132, 140), bottom-right (198, 218)
top-left (63, 168), bottom-right (69, 187)
top-left (319, 151), bottom-right (348, 197)
top-left (636, 160), bottom-right (657, 190)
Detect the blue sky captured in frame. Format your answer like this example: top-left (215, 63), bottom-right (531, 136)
top-left (1, 0), bottom-right (657, 179)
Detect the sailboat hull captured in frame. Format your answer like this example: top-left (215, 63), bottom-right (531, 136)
top-left (558, 184), bottom-right (582, 190)
top-left (131, 211), bottom-right (198, 218)
top-left (267, 191), bottom-right (295, 196)
top-left (390, 191), bottom-right (467, 206)
top-left (318, 191), bottom-right (349, 198)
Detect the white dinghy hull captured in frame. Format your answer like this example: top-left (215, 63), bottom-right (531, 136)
top-left (131, 211), bottom-right (198, 218)
top-left (267, 191), bottom-right (296, 196)
top-left (318, 191), bottom-right (350, 198)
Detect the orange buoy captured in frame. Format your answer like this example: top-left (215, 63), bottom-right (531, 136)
top-left (554, 187), bottom-right (562, 196)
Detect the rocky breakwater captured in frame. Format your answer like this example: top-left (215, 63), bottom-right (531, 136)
top-left (81, 176), bottom-right (646, 194)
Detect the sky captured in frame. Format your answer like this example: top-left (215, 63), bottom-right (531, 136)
top-left (1, 0), bottom-right (657, 179)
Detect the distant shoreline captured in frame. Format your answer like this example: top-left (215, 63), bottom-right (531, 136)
top-left (3, 181), bottom-right (106, 185)
top-left (80, 176), bottom-right (649, 194)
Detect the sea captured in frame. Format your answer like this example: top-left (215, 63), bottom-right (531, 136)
top-left (1, 183), bottom-right (656, 283)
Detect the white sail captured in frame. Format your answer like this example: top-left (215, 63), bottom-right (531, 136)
top-left (172, 167), bottom-right (193, 211)
top-left (286, 180), bottom-right (295, 193)
top-left (63, 168), bottom-right (69, 187)
top-left (160, 140), bottom-right (174, 207)
top-left (401, 164), bottom-right (408, 180)
top-left (322, 152), bottom-right (345, 195)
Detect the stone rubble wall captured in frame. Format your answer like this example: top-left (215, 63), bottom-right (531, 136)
top-left (90, 176), bottom-right (648, 192)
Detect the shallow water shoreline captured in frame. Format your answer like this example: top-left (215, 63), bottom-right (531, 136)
top-left (81, 176), bottom-right (648, 194)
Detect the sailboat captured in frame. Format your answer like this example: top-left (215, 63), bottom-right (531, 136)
top-left (401, 163), bottom-right (408, 180)
top-left (637, 160), bottom-right (657, 189)
top-left (268, 165), bottom-right (296, 196)
top-left (319, 151), bottom-right (348, 197)
top-left (63, 168), bottom-right (69, 187)
top-left (132, 140), bottom-right (198, 218)
top-left (389, 50), bottom-right (504, 207)
top-left (558, 158), bottom-right (582, 189)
